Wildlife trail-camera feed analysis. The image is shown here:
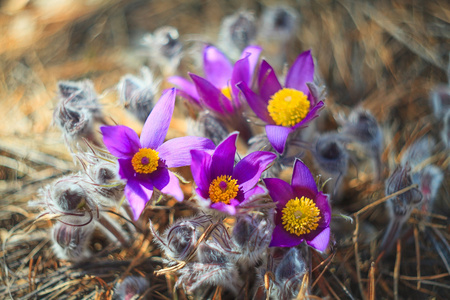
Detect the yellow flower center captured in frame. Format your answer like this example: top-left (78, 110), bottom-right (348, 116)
top-left (131, 148), bottom-right (159, 174)
top-left (208, 175), bottom-right (239, 204)
top-left (267, 88), bottom-right (310, 127)
top-left (282, 196), bottom-right (321, 236)
top-left (221, 86), bottom-right (232, 99)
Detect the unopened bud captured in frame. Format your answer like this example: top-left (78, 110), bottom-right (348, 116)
top-left (218, 10), bottom-right (257, 59)
top-left (189, 111), bottom-right (230, 146)
top-left (115, 276), bottom-right (149, 300)
top-left (430, 85), bottom-right (450, 120)
top-left (273, 248), bottom-right (307, 299)
top-left (118, 67), bottom-right (160, 123)
top-left (51, 220), bottom-right (94, 261)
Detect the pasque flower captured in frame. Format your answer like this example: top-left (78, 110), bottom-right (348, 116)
top-left (264, 159), bottom-right (331, 250)
top-left (238, 50), bottom-right (325, 154)
top-left (190, 132), bottom-right (276, 215)
top-left (169, 45), bottom-right (261, 114)
top-left (101, 88), bottom-right (215, 219)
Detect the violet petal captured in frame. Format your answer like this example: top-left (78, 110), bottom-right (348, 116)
top-left (210, 132), bottom-right (238, 180)
top-left (190, 149), bottom-right (212, 199)
top-left (291, 159), bottom-right (318, 194)
top-left (190, 73), bottom-right (234, 114)
top-left (140, 88), bottom-right (176, 149)
top-left (240, 45), bottom-right (262, 80)
top-left (258, 60), bottom-right (282, 103)
top-left (157, 136), bottom-right (215, 168)
top-left (101, 125), bottom-right (140, 159)
top-left (233, 151), bottom-right (276, 193)
top-left (237, 81), bottom-right (273, 124)
top-left (167, 76), bottom-right (200, 104)
top-left (203, 45), bottom-right (233, 88)
top-left (148, 167), bottom-right (170, 190)
top-left (269, 224), bottom-right (303, 248)
top-left (125, 180), bottom-right (153, 220)
top-left (292, 101), bottom-right (325, 130)
top-left (230, 55), bottom-right (250, 104)
top-left (285, 50), bottom-right (314, 94)
top-left (265, 125), bottom-right (293, 154)
top-left (306, 227), bottom-right (330, 252)
top-left (160, 171), bottom-right (184, 201)
top-left (210, 200), bottom-right (239, 215)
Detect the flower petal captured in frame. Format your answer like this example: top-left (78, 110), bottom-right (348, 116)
top-left (148, 167), bottom-right (170, 190)
top-left (237, 81), bottom-right (273, 124)
top-left (210, 200), bottom-right (239, 215)
top-left (269, 223), bottom-right (303, 247)
top-left (210, 132), bottom-right (238, 179)
top-left (190, 149), bottom-right (212, 199)
top-left (203, 45), bottom-right (233, 88)
top-left (285, 50), bottom-right (314, 94)
top-left (292, 101), bottom-right (325, 130)
top-left (160, 171), bottom-right (184, 201)
top-left (240, 45), bottom-right (262, 80)
top-left (306, 227), bottom-right (330, 252)
top-left (230, 55), bottom-right (250, 105)
top-left (258, 60), bottom-right (282, 103)
top-left (233, 151), bottom-right (276, 193)
top-left (265, 125), bottom-right (293, 154)
top-left (117, 158), bottom-right (135, 180)
top-left (125, 180), bottom-right (153, 220)
top-left (140, 88), bottom-right (176, 149)
top-left (315, 192), bottom-right (331, 227)
top-left (264, 177), bottom-right (294, 225)
top-left (167, 76), bottom-right (200, 104)
top-left (291, 159), bottom-right (318, 194)
top-left (190, 73), bottom-right (234, 114)
top-left (157, 136), bottom-right (215, 168)
top-left (101, 125), bottom-right (140, 159)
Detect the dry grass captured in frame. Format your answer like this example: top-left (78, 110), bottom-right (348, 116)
top-left (0, 0), bottom-right (449, 299)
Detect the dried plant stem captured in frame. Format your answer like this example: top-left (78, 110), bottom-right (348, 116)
top-left (394, 240), bottom-right (402, 300)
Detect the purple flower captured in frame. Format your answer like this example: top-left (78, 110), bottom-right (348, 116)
top-left (101, 88), bottom-right (215, 219)
top-left (168, 45), bottom-right (261, 114)
top-left (264, 159), bottom-right (331, 251)
top-left (237, 50), bottom-right (325, 154)
top-left (190, 132), bottom-right (276, 215)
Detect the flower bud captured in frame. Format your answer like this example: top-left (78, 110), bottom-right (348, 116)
top-left (381, 165), bottom-right (423, 252)
top-left (150, 215), bottom-right (212, 262)
top-left (115, 276), bottom-right (149, 300)
top-left (230, 215), bottom-right (274, 268)
top-left (57, 80), bottom-right (102, 119)
top-left (218, 10), bottom-right (257, 59)
top-left (141, 26), bottom-right (182, 75)
top-left (271, 248), bottom-right (307, 299)
top-left (118, 67), bottom-right (160, 123)
top-left (177, 241), bottom-right (240, 295)
top-left (342, 108), bottom-right (382, 179)
top-left (189, 111), bottom-right (230, 146)
top-left (51, 220), bottom-right (94, 261)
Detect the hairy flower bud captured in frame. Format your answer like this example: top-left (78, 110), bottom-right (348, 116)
top-left (51, 220), bottom-right (94, 261)
top-left (218, 10), bottom-right (257, 59)
top-left (177, 241), bottom-right (240, 295)
top-left (115, 276), bottom-right (149, 300)
top-left (141, 26), bottom-right (182, 75)
top-left (150, 215), bottom-right (212, 262)
top-left (189, 111), bottom-right (230, 146)
top-left (274, 248), bottom-right (308, 299)
top-left (230, 215), bottom-right (274, 268)
top-left (381, 165), bottom-right (423, 252)
top-left (118, 67), bottom-right (160, 123)
top-left (342, 108), bottom-right (382, 179)
top-left (430, 85), bottom-right (450, 120)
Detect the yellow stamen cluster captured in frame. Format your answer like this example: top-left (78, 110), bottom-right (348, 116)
top-left (208, 175), bottom-right (239, 204)
top-left (221, 86), bottom-right (232, 99)
top-left (267, 88), bottom-right (310, 127)
top-left (282, 196), bottom-right (321, 236)
top-left (131, 148), bottom-right (159, 174)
